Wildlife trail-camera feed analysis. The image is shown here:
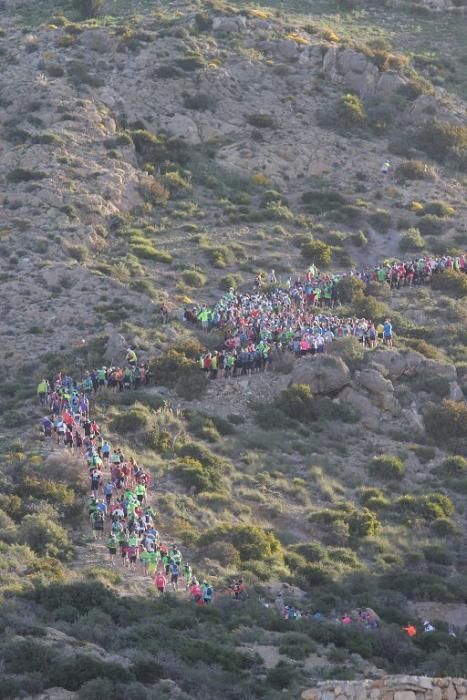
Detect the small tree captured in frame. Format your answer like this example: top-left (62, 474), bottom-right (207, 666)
top-left (73, 0), bottom-right (105, 18)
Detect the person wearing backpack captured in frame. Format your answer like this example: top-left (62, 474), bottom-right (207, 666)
top-left (202, 580), bottom-right (213, 605)
top-left (92, 509), bottom-right (105, 540)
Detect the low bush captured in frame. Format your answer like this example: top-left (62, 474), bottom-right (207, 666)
top-left (394, 160), bottom-right (436, 182)
top-left (183, 93), bottom-right (214, 111)
top-left (336, 93), bottom-right (366, 127)
top-left (431, 270), bottom-right (467, 297)
top-left (369, 454), bottom-right (405, 479)
top-left (19, 513), bottom-right (70, 558)
top-left (424, 400), bottom-right (467, 446)
top-left (368, 209), bottom-right (391, 232)
top-left (131, 244), bottom-right (172, 263)
top-left (421, 200), bottom-right (455, 217)
top-left (399, 228), bottom-right (425, 252)
top-left (301, 239), bottom-right (333, 266)
top-left (175, 457), bottom-right (221, 493)
top-left (199, 524), bottom-right (282, 563)
top-left (279, 632), bottom-right (316, 660)
top-left (441, 455), bottom-right (467, 476)
top-left (274, 384), bottom-right (317, 423)
top-left (301, 189), bottom-right (347, 214)
top-left (415, 120), bottom-right (467, 170)
top-left (110, 404), bottom-right (150, 434)
top-left (247, 113), bottom-right (275, 128)
top-left (423, 544), bottom-right (452, 566)
top-left (181, 270), bottom-right (207, 287)
top-left (7, 168), bottom-right (47, 183)
top-left (72, 0), bottom-right (105, 18)
top-left (348, 508), bottom-right (381, 537)
top-left (417, 214), bottom-right (447, 237)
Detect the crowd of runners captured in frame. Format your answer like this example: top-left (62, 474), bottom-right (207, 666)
top-left (37, 371), bottom-right (251, 605)
top-left (185, 255), bottom-right (466, 376)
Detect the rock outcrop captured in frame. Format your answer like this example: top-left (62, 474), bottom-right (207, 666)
top-left (302, 675), bottom-right (467, 700)
top-left (291, 355), bottom-right (351, 395)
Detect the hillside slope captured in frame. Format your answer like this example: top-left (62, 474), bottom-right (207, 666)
top-left (0, 1), bottom-right (466, 699)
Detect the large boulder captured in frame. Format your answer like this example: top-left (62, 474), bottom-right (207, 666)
top-left (291, 355), bottom-right (351, 395)
top-left (370, 349), bottom-right (423, 380)
top-left (323, 47), bottom-right (380, 98)
top-left (355, 368), bottom-right (394, 395)
top-left (421, 359), bottom-right (457, 382)
top-left (104, 332), bottom-right (128, 365)
top-left (212, 16), bottom-right (247, 32)
top-left (339, 386), bottom-right (381, 430)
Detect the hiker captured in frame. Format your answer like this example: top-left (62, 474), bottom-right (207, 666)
top-left (37, 379), bottom-right (49, 405)
top-left (154, 571), bottom-right (167, 595)
top-left (403, 623), bottom-right (417, 638)
top-left (126, 348), bottom-right (137, 367)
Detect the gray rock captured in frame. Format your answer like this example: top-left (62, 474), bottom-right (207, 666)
top-left (104, 332), bottom-right (128, 365)
top-left (213, 16), bottom-right (246, 33)
top-left (449, 381), bottom-right (464, 402)
top-left (291, 355), bottom-right (351, 394)
top-left (376, 71), bottom-right (407, 97)
top-left (355, 368), bottom-right (394, 395)
top-left (339, 386), bottom-right (381, 430)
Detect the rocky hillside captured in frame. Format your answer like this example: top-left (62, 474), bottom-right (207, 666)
top-left (0, 1), bottom-right (466, 699)
top-left (0, 0), bottom-right (466, 365)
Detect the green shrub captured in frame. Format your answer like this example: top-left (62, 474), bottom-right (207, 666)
top-left (368, 209), bottom-right (391, 232)
top-left (421, 200), bottom-right (455, 217)
top-left (423, 544), bottom-right (453, 565)
top-left (419, 492), bottom-right (455, 521)
top-left (357, 487), bottom-right (389, 510)
top-left (7, 168), bottom-right (47, 183)
top-left (369, 454), bottom-right (405, 479)
top-left (72, 0), bottom-right (105, 18)
top-left (131, 244), bottom-right (172, 263)
top-left (336, 276), bottom-right (365, 303)
top-left (48, 655), bottom-right (132, 691)
top-left (183, 93), bottom-right (214, 111)
top-left (415, 120), bottom-right (467, 169)
top-left (200, 524), bottom-right (282, 563)
top-left (139, 175), bottom-right (170, 204)
top-left (431, 270), bottom-right (467, 297)
top-left (247, 113), bottom-right (275, 128)
top-left (175, 368), bottom-right (207, 401)
top-left (431, 518), bottom-right (458, 536)
top-left (394, 160), bottom-right (436, 182)
top-left (417, 214), bottom-right (447, 236)
top-left (274, 384), bottom-right (316, 422)
top-left (181, 270), bottom-right (207, 287)
top-left (19, 513), bottom-right (70, 558)
top-left (279, 632), bottom-right (316, 660)
top-left (348, 507), bottom-right (381, 537)
top-left (175, 53), bottom-right (206, 71)
top-left (175, 457), bottom-right (220, 493)
top-left (161, 170), bottom-right (192, 195)
top-left (424, 400), bottom-right (467, 444)
top-left (219, 274), bottom-right (241, 291)
top-left (110, 404), bottom-right (150, 434)
top-left (351, 230), bottom-right (368, 247)
top-left (301, 189), bottom-right (347, 214)
top-left (336, 93), bottom-right (366, 127)
top-left (399, 228), bottom-right (425, 251)
top-left (441, 455), bottom-right (467, 476)
top-left (254, 405), bottom-right (296, 430)
top-left (301, 239), bottom-right (333, 266)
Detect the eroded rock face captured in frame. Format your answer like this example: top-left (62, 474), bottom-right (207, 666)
top-left (302, 675), bottom-right (467, 700)
top-left (291, 355), bottom-right (351, 395)
top-left (322, 47), bottom-right (408, 98)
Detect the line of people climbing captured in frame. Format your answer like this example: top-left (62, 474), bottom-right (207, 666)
top-left (37, 372), bottom-right (248, 605)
